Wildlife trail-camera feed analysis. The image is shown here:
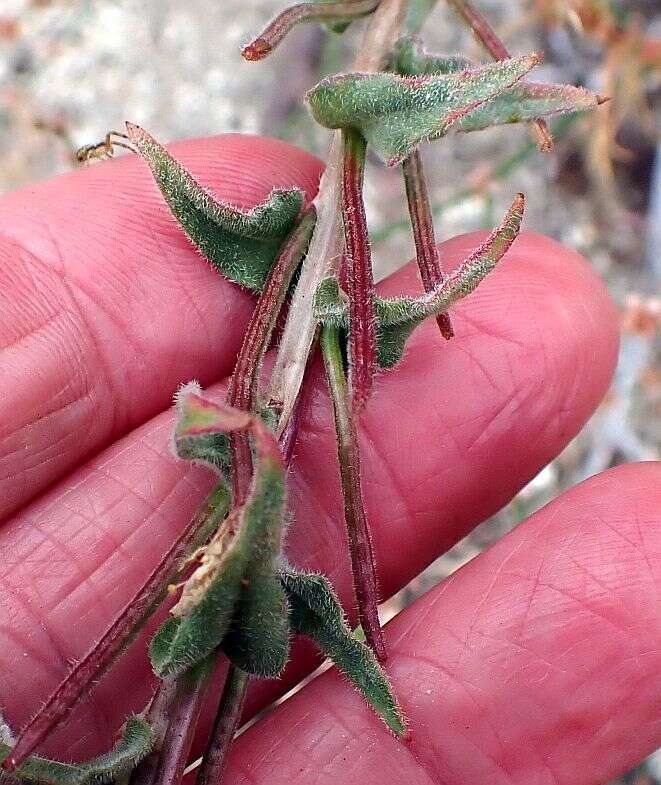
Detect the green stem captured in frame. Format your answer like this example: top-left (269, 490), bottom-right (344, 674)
top-left (321, 324), bottom-right (386, 661)
top-left (195, 667), bottom-right (249, 785)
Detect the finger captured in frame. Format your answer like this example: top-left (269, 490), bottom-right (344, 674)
top-left (224, 462), bottom-right (661, 785)
top-left (0, 232), bottom-right (618, 759)
top-left (0, 135), bottom-right (323, 519)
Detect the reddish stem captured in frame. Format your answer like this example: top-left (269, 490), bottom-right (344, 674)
top-left (321, 324), bottom-right (386, 661)
top-left (195, 667), bottom-right (249, 785)
top-left (445, 0), bottom-right (553, 151)
top-left (2, 488), bottom-right (229, 772)
top-left (139, 663), bottom-right (212, 785)
top-left (226, 206), bottom-right (315, 503)
top-left (242, 1), bottom-right (378, 61)
top-left (341, 128), bottom-right (377, 413)
top-left (402, 150), bottom-right (454, 340)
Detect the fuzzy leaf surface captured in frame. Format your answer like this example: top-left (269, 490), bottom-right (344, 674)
top-left (125, 123), bottom-right (303, 291)
top-left (315, 194), bottom-right (524, 366)
top-left (392, 37), bottom-right (602, 133)
top-left (0, 718), bottom-right (152, 785)
top-left (307, 54), bottom-right (539, 165)
top-left (150, 390), bottom-right (288, 678)
top-left (280, 568), bottom-right (406, 736)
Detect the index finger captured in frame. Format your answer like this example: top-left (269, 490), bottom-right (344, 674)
top-left (0, 135), bottom-right (323, 520)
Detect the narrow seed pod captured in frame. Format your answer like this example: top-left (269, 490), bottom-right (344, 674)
top-left (280, 568), bottom-right (406, 736)
top-left (308, 53), bottom-right (541, 165)
top-left (341, 128), bottom-right (377, 412)
top-left (0, 718), bottom-right (153, 785)
top-left (150, 392), bottom-right (289, 679)
top-left (242, 1), bottom-right (379, 61)
top-left (314, 193), bottom-right (525, 367)
top-left (125, 123), bottom-right (304, 291)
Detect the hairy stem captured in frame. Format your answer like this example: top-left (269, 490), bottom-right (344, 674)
top-left (321, 324), bottom-right (386, 661)
top-left (227, 206), bottom-right (316, 503)
top-left (444, 0), bottom-right (552, 150)
top-left (242, 1), bottom-right (379, 61)
top-left (341, 128), bottom-right (377, 411)
top-left (402, 150), bottom-right (454, 340)
top-left (2, 487), bottom-right (229, 772)
top-left (269, 0), bottom-right (411, 434)
top-left (145, 662), bottom-right (213, 785)
top-left (195, 667), bottom-right (249, 785)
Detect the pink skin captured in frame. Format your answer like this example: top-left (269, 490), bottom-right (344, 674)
top-left (0, 136), bottom-right (658, 782)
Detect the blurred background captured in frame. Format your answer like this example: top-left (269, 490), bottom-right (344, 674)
top-left (0, 0), bottom-right (659, 780)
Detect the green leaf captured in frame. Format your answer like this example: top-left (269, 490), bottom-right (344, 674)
top-left (125, 123), bottom-right (304, 291)
top-left (0, 718), bottom-right (153, 785)
top-left (392, 36), bottom-right (603, 133)
top-left (314, 193), bottom-right (525, 366)
top-left (150, 390), bottom-right (289, 678)
top-left (392, 36), bottom-right (472, 75)
top-left (173, 383), bottom-right (231, 474)
top-left (280, 567), bottom-right (406, 736)
top-left (307, 53), bottom-right (540, 165)
top-left (222, 571), bottom-right (290, 678)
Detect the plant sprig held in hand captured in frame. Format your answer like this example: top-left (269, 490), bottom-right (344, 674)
top-left (1, 2), bottom-right (605, 784)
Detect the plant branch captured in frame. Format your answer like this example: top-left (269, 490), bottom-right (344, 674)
top-left (268, 0), bottom-right (411, 434)
top-left (321, 324), bottom-right (386, 661)
top-left (402, 150), bottom-right (454, 339)
top-left (143, 662), bottom-right (213, 785)
top-left (195, 667), bottom-right (249, 785)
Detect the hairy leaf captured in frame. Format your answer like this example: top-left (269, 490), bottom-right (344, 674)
top-left (307, 54), bottom-right (540, 165)
top-left (315, 194), bottom-right (524, 366)
top-left (280, 567), bottom-right (406, 736)
top-left (392, 37), bottom-right (603, 133)
top-left (150, 390), bottom-right (288, 678)
top-left (125, 123), bottom-right (304, 291)
top-left (0, 718), bottom-right (152, 785)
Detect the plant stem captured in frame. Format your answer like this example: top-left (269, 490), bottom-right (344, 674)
top-left (128, 679), bottom-right (180, 785)
top-left (227, 206), bottom-right (316, 503)
top-left (444, 0), bottom-right (552, 150)
top-left (141, 662), bottom-right (213, 785)
top-left (269, 0), bottom-right (411, 434)
top-left (402, 150), bottom-right (454, 340)
top-left (195, 667), bottom-right (249, 785)
top-left (341, 128), bottom-right (377, 412)
top-left (321, 324), bottom-right (386, 661)
top-left (2, 486), bottom-right (229, 772)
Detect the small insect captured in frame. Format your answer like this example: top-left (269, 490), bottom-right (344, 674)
top-left (76, 131), bottom-right (135, 164)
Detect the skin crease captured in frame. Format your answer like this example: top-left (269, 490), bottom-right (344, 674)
top-left (0, 135), bottom-right (657, 782)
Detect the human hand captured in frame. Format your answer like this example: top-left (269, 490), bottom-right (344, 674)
top-left (0, 135), bottom-right (658, 784)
